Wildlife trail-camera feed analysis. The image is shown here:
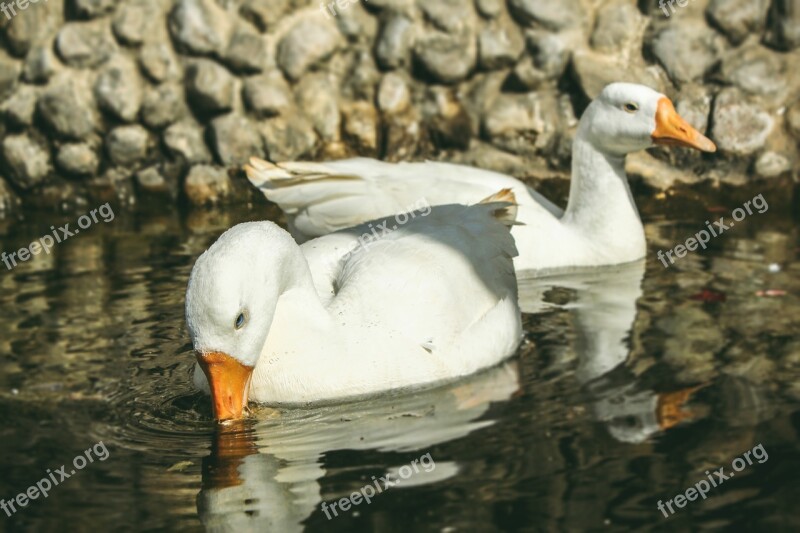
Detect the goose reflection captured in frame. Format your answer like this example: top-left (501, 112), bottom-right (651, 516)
top-left (520, 260), bottom-right (702, 443)
top-left (197, 361), bottom-right (519, 531)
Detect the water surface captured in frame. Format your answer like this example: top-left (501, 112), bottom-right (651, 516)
top-left (0, 189), bottom-right (798, 531)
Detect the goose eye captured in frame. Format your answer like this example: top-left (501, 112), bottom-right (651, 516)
top-left (624, 102), bottom-right (639, 113)
top-left (234, 312), bottom-right (246, 330)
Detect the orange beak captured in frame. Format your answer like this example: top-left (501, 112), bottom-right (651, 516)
top-left (656, 384), bottom-right (707, 431)
top-left (652, 97), bottom-right (717, 153)
top-left (196, 352), bottom-right (254, 422)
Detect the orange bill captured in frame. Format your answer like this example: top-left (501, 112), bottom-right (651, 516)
top-left (196, 351), bottom-right (254, 421)
top-left (656, 384), bottom-right (706, 431)
top-left (652, 97), bottom-right (717, 153)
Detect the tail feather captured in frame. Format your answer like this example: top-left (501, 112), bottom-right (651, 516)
top-left (478, 189), bottom-right (519, 228)
top-left (244, 157), bottom-right (388, 237)
top-left (244, 158), bottom-right (360, 189)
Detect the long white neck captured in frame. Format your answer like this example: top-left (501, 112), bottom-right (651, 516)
top-left (266, 247), bottom-right (341, 361)
top-left (561, 127), bottom-right (645, 259)
top-left (248, 245), bottom-right (349, 401)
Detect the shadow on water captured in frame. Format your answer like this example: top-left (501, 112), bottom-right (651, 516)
top-left (0, 191), bottom-right (798, 531)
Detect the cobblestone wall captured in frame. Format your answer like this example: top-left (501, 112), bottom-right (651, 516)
top-left (0, 0), bottom-right (798, 212)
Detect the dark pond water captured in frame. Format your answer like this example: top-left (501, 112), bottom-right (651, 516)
top-left (0, 186), bottom-right (798, 532)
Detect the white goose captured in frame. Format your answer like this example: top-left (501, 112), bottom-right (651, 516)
top-left (186, 194), bottom-right (521, 420)
top-left (245, 83), bottom-right (716, 273)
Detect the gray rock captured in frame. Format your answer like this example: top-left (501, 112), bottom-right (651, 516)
top-left (711, 89), bottom-right (774, 155)
top-left (142, 83), bottom-right (185, 129)
top-left (342, 101), bottom-right (379, 154)
top-left (168, 0), bottom-right (232, 55)
top-left (135, 165), bottom-right (178, 199)
top-left (242, 74), bottom-right (293, 118)
top-left (720, 45), bottom-right (788, 97)
top-left (0, 52), bottom-right (21, 101)
top-left (4, 0), bottom-right (61, 56)
top-left (475, 0), bottom-right (503, 18)
top-left (295, 74), bottom-right (341, 141)
top-left (224, 31), bottom-right (267, 73)
top-left (526, 30), bottom-right (572, 79)
top-left (571, 51), bottom-right (663, 100)
top-left (106, 125), bottom-right (150, 167)
top-left (163, 121), bottom-right (212, 164)
top-left (345, 51), bottom-right (381, 101)
top-left (56, 143), bottom-right (100, 176)
top-left (478, 23), bottom-right (524, 70)
top-left (2, 85), bottom-right (38, 128)
top-left (707, 0), bottom-right (769, 45)
top-left (651, 23), bottom-right (722, 85)
top-left (333, 1), bottom-right (378, 41)
top-left (675, 85), bottom-right (712, 135)
top-left (423, 87), bottom-right (474, 150)
top-left (419, 0), bottom-right (478, 34)
top-left (113, 1), bottom-right (152, 46)
top-left (483, 92), bottom-right (560, 156)
top-left (23, 46), bottom-right (56, 84)
top-left (239, 0), bottom-right (289, 32)
top-left (277, 14), bottom-right (341, 81)
top-left (378, 72), bottom-right (411, 115)
top-left (590, 1), bottom-right (645, 53)
top-left (259, 116), bottom-right (318, 161)
top-left (210, 114), bottom-right (264, 166)
top-left (56, 21), bottom-right (116, 69)
top-left (382, 111), bottom-right (424, 163)
top-left (87, 167), bottom-right (137, 207)
top-left (512, 57), bottom-right (548, 90)
top-left (754, 151), bottom-right (792, 179)
top-left (94, 56), bottom-right (143, 122)
top-left (787, 101), bottom-right (800, 138)
top-left (765, 0), bottom-right (800, 50)
top-left (508, 0), bottom-right (580, 30)
top-left (2, 135), bottom-right (50, 189)
top-left (73, 0), bottom-right (115, 18)
top-left (184, 165), bottom-right (231, 206)
top-left (376, 15), bottom-right (416, 69)
top-left (185, 59), bottom-right (236, 113)
top-left (139, 43), bottom-right (179, 83)
top-left (414, 33), bottom-right (477, 84)
top-left (38, 77), bottom-right (99, 140)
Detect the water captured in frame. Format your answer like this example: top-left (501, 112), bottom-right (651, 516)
top-left (0, 187), bottom-right (798, 532)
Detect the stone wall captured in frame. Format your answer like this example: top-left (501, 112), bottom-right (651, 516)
top-left (0, 0), bottom-right (798, 212)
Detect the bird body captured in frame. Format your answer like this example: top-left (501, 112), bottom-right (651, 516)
top-left (186, 197), bottom-right (521, 419)
top-left (246, 83), bottom-right (716, 273)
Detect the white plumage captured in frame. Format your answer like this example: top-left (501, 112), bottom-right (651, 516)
top-left (186, 197), bottom-right (522, 405)
top-left (246, 83), bottom-right (716, 273)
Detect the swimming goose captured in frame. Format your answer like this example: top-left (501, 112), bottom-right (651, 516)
top-left (245, 83), bottom-right (716, 273)
top-left (186, 193), bottom-right (521, 420)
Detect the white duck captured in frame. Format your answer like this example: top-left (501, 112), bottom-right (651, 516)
top-left (245, 83), bottom-right (716, 273)
top-left (186, 194), bottom-right (521, 420)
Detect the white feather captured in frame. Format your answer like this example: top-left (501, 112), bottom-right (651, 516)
top-left (186, 201), bottom-right (522, 404)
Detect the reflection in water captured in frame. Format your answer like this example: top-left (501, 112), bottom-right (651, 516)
top-left (521, 260), bottom-right (703, 443)
top-left (0, 197), bottom-right (797, 531)
top-left (197, 363), bottom-right (518, 531)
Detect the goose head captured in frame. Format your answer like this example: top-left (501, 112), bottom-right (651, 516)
top-left (186, 223), bottom-right (300, 421)
top-left (581, 83), bottom-right (716, 156)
